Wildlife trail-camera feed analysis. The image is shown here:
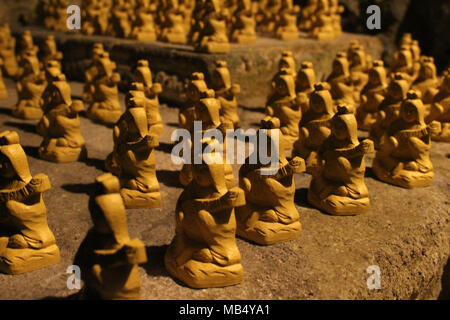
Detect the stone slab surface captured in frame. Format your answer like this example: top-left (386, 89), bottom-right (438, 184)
top-left (0, 78), bottom-right (449, 300)
top-left (11, 27), bottom-right (384, 108)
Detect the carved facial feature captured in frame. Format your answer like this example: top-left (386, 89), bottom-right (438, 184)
top-left (193, 164), bottom-right (213, 187)
top-left (331, 118), bottom-right (348, 140)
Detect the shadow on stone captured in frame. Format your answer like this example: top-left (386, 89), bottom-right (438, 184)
top-left (157, 169), bottom-right (182, 188)
top-left (4, 121), bottom-right (36, 133)
top-left (294, 187), bottom-right (315, 209)
top-left (0, 106), bottom-right (11, 115)
top-left (82, 157), bottom-right (106, 171)
top-left (438, 257), bottom-right (450, 300)
top-left (240, 105), bottom-right (265, 113)
top-left (22, 145), bottom-right (39, 159)
top-left (156, 142), bottom-right (174, 154)
top-left (142, 245), bottom-right (170, 277)
top-left (166, 122), bottom-right (179, 128)
top-left (365, 166), bottom-right (377, 179)
top-left (62, 182), bottom-right (97, 196)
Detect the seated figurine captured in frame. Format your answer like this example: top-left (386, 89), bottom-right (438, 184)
top-left (293, 82), bottom-right (335, 173)
top-left (0, 131), bottom-right (60, 274)
top-left (389, 45), bottom-right (415, 85)
top-left (329, 0), bottom-right (343, 38)
top-left (40, 35), bottom-right (63, 70)
top-left (326, 52), bottom-right (355, 112)
top-left (266, 51), bottom-right (297, 109)
top-left (165, 150), bottom-right (245, 288)
top-left (274, 0), bottom-right (300, 40)
top-left (37, 74), bottom-right (87, 163)
top-left (130, 0), bottom-right (157, 41)
top-left (17, 31), bottom-right (38, 63)
top-left (298, 0), bottom-right (317, 31)
top-left (81, 0), bottom-right (105, 35)
top-left (347, 43), bottom-right (369, 103)
top-left (74, 173), bottom-right (147, 300)
top-left (412, 57), bottom-right (439, 104)
top-left (211, 60), bottom-right (241, 129)
top-left (178, 72), bottom-right (209, 186)
top-left (159, 0), bottom-right (187, 44)
top-left (106, 92), bottom-right (161, 209)
top-left (82, 43), bottom-right (105, 105)
top-left (356, 60), bottom-right (388, 131)
top-left (236, 118), bottom-right (305, 244)
top-left (0, 58), bottom-right (7, 100)
top-left (12, 50), bottom-right (46, 120)
top-left (230, 0), bottom-right (257, 44)
top-left (133, 60), bottom-right (164, 135)
top-left (0, 23), bottom-right (18, 77)
top-left (308, 106), bottom-right (374, 215)
top-left (369, 73), bottom-right (409, 148)
top-left (108, 0), bottom-right (133, 38)
top-left (295, 61), bottom-right (316, 114)
top-left (310, 0), bottom-right (335, 40)
top-left (195, 0), bottom-right (230, 53)
top-left (265, 68), bottom-right (302, 152)
top-left (426, 69), bottom-right (450, 142)
top-left (86, 52), bottom-right (122, 125)
top-left (259, 0), bottom-right (281, 34)
top-left (373, 91), bottom-right (440, 188)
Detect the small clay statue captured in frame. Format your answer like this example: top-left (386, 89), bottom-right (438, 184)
top-left (106, 90), bottom-right (161, 209)
top-left (12, 50), bottom-right (46, 120)
top-left (372, 91), bottom-right (440, 188)
top-left (36, 73), bottom-right (87, 163)
top-left (259, 0), bottom-right (282, 34)
top-left (347, 43), bottom-right (369, 103)
top-left (426, 69), bottom-right (450, 142)
top-left (179, 72), bottom-right (208, 133)
top-left (86, 51), bottom-right (122, 125)
top-left (356, 60), bottom-right (388, 131)
top-left (308, 106), bottom-right (374, 215)
top-left (108, 0), bottom-right (133, 38)
top-left (274, 0), bottom-right (300, 40)
top-left (82, 0), bottom-right (108, 35)
top-left (159, 0), bottom-right (187, 44)
top-left (412, 56), bottom-right (439, 104)
top-left (0, 58), bottom-right (7, 100)
top-left (17, 31), bottom-right (38, 63)
top-left (293, 82), bottom-right (335, 173)
top-left (165, 150), bottom-right (245, 288)
top-left (299, 0), bottom-right (318, 31)
top-left (187, 0), bottom-right (208, 45)
top-left (266, 68), bottom-right (302, 151)
top-left (369, 73), bottom-right (410, 148)
top-left (133, 60), bottom-right (163, 135)
top-left (130, 0), bottom-right (157, 41)
top-left (211, 60), bottom-right (241, 129)
top-left (295, 61), bottom-right (316, 114)
top-left (82, 43), bottom-right (106, 105)
top-left (0, 23), bottom-right (18, 77)
top-left (195, 0), bottom-right (230, 53)
top-left (178, 73), bottom-right (209, 186)
top-left (326, 52), bottom-right (355, 112)
top-left (230, 0), bottom-right (257, 44)
top-left (329, 0), bottom-right (343, 38)
top-left (267, 50), bottom-right (297, 105)
top-left (390, 45), bottom-right (415, 85)
top-left (40, 35), bottom-right (63, 70)
top-left (310, 0), bottom-right (335, 40)
top-left (74, 173), bottom-right (147, 300)
top-left (0, 130), bottom-right (60, 274)
top-left (236, 117), bottom-right (305, 244)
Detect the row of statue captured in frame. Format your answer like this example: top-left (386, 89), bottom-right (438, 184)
top-left (0, 33), bottom-right (448, 299)
top-left (34, 0), bottom-right (344, 53)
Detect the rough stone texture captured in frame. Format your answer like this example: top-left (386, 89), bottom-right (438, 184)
top-left (0, 79), bottom-right (449, 300)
